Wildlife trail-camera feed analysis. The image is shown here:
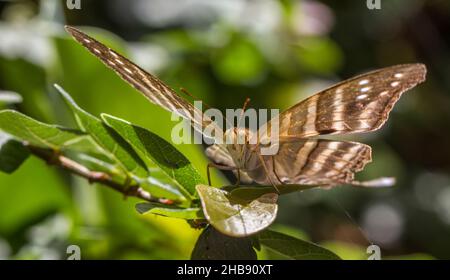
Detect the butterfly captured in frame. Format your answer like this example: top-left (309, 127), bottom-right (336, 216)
top-left (65, 26), bottom-right (426, 190)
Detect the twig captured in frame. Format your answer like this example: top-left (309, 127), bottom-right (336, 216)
top-left (26, 145), bottom-right (174, 205)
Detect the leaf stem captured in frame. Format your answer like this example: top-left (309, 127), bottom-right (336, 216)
top-left (26, 145), bottom-right (174, 205)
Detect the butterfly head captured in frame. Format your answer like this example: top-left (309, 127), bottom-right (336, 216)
top-left (224, 127), bottom-right (254, 145)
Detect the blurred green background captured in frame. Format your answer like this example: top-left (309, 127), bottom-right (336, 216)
top-left (0, 0), bottom-right (449, 260)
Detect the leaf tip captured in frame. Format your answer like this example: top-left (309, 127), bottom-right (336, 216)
top-left (53, 84), bottom-right (73, 104)
top-left (100, 113), bottom-right (129, 126)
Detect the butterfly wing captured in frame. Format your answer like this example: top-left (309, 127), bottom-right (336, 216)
top-left (258, 64), bottom-right (426, 141)
top-left (65, 26), bottom-right (220, 135)
top-left (243, 139), bottom-right (373, 186)
top-left (208, 64), bottom-right (426, 186)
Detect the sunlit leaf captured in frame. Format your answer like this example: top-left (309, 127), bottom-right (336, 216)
top-left (140, 178), bottom-right (187, 202)
top-left (63, 136), bottom-right (111, 158)
top-left (73, 153), bottom-right (126, 179)
top-left (102, 114), bottom-right (204, 197)
top-left (55, 84), bottom-right (149, 179)
top-left (191, 226), bottom-right (257, 260)
top-left (136, 202), bottom-right (203, 219)
top-left (0, 109), bottom-right (87, 150)
top-left (259, 230), bottom-right (340, 260)
top-left (196, 184), bottom-right (278, 237)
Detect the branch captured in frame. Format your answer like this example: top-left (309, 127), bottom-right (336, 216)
top-left (26, 145), bottom-right (174, 205)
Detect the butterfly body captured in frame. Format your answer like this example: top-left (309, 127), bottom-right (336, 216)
top-left (65, 26), bottom-right (427, 189)
top-left (223, 127), bottom-right (255, 167)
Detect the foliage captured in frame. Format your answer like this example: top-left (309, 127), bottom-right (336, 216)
top-left (0, 87), bottom-right (339, 259)
top-left (259, 230), bottom-right (340, 260)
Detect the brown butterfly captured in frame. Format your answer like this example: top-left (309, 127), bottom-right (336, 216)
top-left (65, 26), bottom-right (426, 190)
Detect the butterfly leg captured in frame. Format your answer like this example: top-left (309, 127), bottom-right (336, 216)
top-left (271, 156), bottom-right (284, 185)
top-left (207, 162), bottom-right (237, 186)
top-left (257, 154), bottom-right (280, 194)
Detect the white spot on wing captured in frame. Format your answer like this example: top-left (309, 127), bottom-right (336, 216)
top-left (83, 38), bottom-right (91, 43)
top-left (394, 73), bottom-right (403, 78)
top-left (331, 89), bottom-right (345, 131)
top-left (115, 58), bottom-right (124, 65)
top-left (303, 95), bottom-right (318, 133)
top-left (124, 67), bottom-right (133, 74)
top-left (327, 142), bottom-right (340, 150)
top-left (391, 81), bottom-right (400, 87)
top-left (359, 79), bottom-right (369, 85)
top-left (357, 94), bottom-right (368, 100)
top-left (93, 48), bottom-right (101, 54)
top-left (334, 161), bottom-right (346, 169)
top-left (110, 51), bottom-right (119, 58)
top-left (361, 86), bottom-right (371, 92)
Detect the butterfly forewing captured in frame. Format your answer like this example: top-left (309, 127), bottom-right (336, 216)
top-left (259, 64), bottom-right (426, 141)
top-left (65, 26), bottom-right (219, 134)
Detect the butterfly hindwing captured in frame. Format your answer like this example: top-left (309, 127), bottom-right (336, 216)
top-left (243, 139), bottom-right (372, 186)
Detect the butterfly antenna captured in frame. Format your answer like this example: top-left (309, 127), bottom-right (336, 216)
top-left (237, 97), bottom-right (251, 129)
top-left (180, 87), bottom-right (234, 133)
top-left (180, 87), bottom-right (212, 110)
top-left (333, 196), bottom-right (373, 246)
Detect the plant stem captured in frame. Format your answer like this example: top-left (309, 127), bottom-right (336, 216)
top-left (27, 145), bottom-right (173, 205)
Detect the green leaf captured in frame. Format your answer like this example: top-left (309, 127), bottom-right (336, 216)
top-left (0, 109), bottom-right (88, 150)
top-left (0, 133), bottom-right (29, 173)
top-left (0, 90), bottom-right (22, 104)
top-left (72, 153), bottom-right (126, 180)
top-left (141, 177), bottom-right (187, 202)
top-left (75, 153), bottom-right (185, 202)
top-left (63, 136), bottom-right (110, 157)
top-left (101, 114), bottom-right (204, 197)
top-left (55, 84), bottom-right (149, 179)
top-left (55, 85), bottom-right (184, 201)
top-left (136, 202), bottom-right (203, 219)
top-left (191, 226), bottom-right (257, 260)
top-left (259, 230), bottom-right (341, 260)
top-left (196, 184), bottom-right (278, 237)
